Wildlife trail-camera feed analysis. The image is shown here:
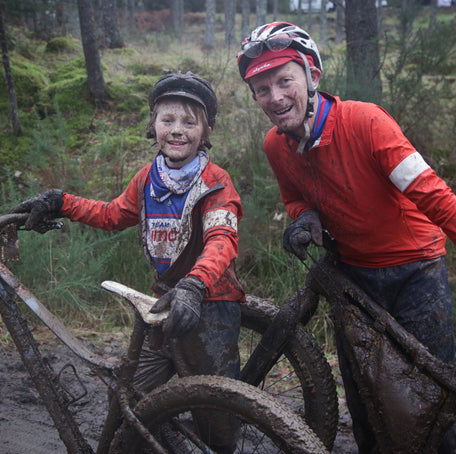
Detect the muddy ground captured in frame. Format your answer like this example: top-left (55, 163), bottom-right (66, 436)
top-left (0, 335), bottom-right (357, 454)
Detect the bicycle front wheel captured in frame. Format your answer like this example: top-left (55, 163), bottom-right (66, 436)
top-left (241, 294), bottom-right (338, 450)
top-left (110, 375), bottom-right (329, 454)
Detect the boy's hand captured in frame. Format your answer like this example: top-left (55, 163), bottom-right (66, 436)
top-left (151, 275), bottom-right (206, 339)
top-left (11, 189), bottom-right (64, 233)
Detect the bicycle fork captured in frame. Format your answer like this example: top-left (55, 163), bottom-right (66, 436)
top-left (240, 285), bottom-right (318, 386)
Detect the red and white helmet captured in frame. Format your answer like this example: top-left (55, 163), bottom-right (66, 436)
top-left (237, 21), bottom-right (322, 81)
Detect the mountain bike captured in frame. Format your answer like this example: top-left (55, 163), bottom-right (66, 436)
top-left (0, 211), bottom-right (335, 454)
top-left (295, 233), bottom-right (456, 453)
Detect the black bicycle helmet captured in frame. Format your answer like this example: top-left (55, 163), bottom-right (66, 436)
top-left (148, 72), bottom-right (218, 128)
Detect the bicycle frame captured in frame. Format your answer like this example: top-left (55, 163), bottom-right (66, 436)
top-left (238, 242), bottom-right (456, 452)
top-left (0, 260), bottom-right (168, 454)
top-left (304, 251), bottom-right (456, 452)
top-left (0, 213), bottom-right (334, 453)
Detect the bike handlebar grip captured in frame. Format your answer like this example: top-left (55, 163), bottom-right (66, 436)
top-left (0, 213), bottom-right (29, 229)
top-left (296, 230), bottom-right (312, 245)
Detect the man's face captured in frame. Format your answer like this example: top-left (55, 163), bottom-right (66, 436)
top-left (249, 61), bottom-right (319, 137)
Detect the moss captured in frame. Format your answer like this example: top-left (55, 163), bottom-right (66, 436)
top-left (107, 47), bottom-right (139, 57)
top-left (0, 55), bottom-right (48, 109)
top-left (41, 74), bottom-right (94, 117)
top-left (0, 132), bottom-right (28, 167)
top-left (45, 37), bottom-right (77, 54)
top-left (50, 57), bottom-right (87, 82)
top-left (177, 57), bottom-right (203, 75)
top-left (127, 61), bottom-right (163, 76)
top-left (107, 75), bottom-right (160, 111)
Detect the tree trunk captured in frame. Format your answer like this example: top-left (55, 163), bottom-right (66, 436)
top-left (224, 0), bottom-right (236, 46)
top-left (429, 0), bottom-right (438, 30)
top-left (241, 0), bottom-right (250, 40)
top-left (307, 0), bottom-right (313, 33)
top-left (272, 0), bottom-right (278, 21)
top-left (77, 0), bottom-right (107, 107)
top-left (204, 0), bottom-right (216, 49)
top-left (0, 5), bottom-right (21, 136)
top-left (320, 0), bottom-right (327, 47)
top-left (335, 0), bottom-right (344, 44)
top-left (204, 0), bottom-right (215, 48)
top-left (345, 0), bottom-right (382, 103)
top-left (377, 0), bottom-right (383, 35)
top-left (255, 0), bottom-right (266, 27)
top-left (128, 0), bottom-right (135, 31)
top-left (296, 0), bottom-right (303, 28)
top-left (96, 0), bottom-right (103, 42)
top-left (171, 0), bottom-right (184, 42)
top-left (102, 0), bottom-right (124, 48)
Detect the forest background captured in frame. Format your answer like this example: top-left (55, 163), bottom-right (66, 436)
top-left (0, 0), bottom-right (455, 353)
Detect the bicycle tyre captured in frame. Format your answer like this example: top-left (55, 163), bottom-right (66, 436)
top-left (241, 294), bottom-right (338, 450)
top-left (109, 375), bottom-right (329, 454)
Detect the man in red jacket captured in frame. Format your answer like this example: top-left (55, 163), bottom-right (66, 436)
top-left (13, 72), bottom-right (243, 453)
top-left (238, 21), bottom-right (456, 453)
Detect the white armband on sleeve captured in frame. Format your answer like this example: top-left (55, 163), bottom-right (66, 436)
top-left (388, 152), bottom-right (430, 193)
top-left (203, 209), bottom-right (238, 232)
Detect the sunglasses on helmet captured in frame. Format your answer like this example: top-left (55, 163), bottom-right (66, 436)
top-left (241, 33), bottom-right (294, 59)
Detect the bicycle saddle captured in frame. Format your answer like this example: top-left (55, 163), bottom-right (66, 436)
top-left (101, 281), bottom-right (169, 325)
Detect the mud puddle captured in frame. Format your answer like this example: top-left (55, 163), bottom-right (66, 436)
top-left (0, 338), bottom-right (357, 453)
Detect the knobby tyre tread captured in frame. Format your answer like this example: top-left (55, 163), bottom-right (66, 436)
top-left (241, 294), bottom-right (338, 450)
top-left (109, 375), bottom-right (329, 454)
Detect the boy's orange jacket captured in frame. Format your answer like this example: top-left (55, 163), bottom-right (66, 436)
top-left (264, 93), bottom-right (456, 268)
top-left (61, 157), bottom-right (245, 302)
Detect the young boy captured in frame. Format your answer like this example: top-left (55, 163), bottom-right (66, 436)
top-left (12, 71), bottom-right (244, 453)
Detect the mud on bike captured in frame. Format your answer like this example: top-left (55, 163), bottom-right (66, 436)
top-left (4, 209), bottom-right (454, 453)
top-left (0, 211), bottom-right (337, 454)
top-left (294, 232), bottom-right (456, 454)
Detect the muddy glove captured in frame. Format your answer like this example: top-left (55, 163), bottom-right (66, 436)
top-left (283, 210), bottom-right (323, 261)
top-left (150, 275), bottom-right (206, 339)
top-left (10, 189), bottom-right (64, 234)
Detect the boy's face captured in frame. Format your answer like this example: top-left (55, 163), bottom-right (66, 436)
top-left (154, 99), bottom-right (207, 169)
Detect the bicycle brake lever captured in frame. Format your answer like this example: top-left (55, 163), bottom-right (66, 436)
top-left (322, 229), bottom-right (338, 253)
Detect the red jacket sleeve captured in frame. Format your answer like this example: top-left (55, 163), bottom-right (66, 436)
top-left (188, 171), bottom-right (243, 295)
top-left (405, 168), bottom-right (456, 245)
top-left (61, 166), bottom-right (149, 230)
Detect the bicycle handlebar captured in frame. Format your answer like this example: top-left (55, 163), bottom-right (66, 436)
top-left (0, 213), bottom-right (29, 229)
top-left (0, 212), bottom-right (64, 233)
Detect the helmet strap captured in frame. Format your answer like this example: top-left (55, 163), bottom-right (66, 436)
top-left (298, 51), bottom-right (316, 118)
top-left (296, 51), bottom-right (316, 153)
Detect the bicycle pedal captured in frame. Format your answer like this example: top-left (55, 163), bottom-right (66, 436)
top-left (56, 362), bottom-right (88, 406)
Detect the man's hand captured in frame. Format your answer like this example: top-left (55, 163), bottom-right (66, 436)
top-left (150, 275), bottom-right (206, 339)
top-left (283, 210), bottom-right (323, 260)
top-left (10, 189), bottom-right (64, 234)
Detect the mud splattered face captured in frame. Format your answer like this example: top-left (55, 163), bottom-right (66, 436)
top-left (250, 61), bottom-right (319, 137)
top-left (154, 99), bottom-right (207, 169)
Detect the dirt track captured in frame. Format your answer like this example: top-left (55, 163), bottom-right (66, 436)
top-left (0, 338), bottom-right (357, 453)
